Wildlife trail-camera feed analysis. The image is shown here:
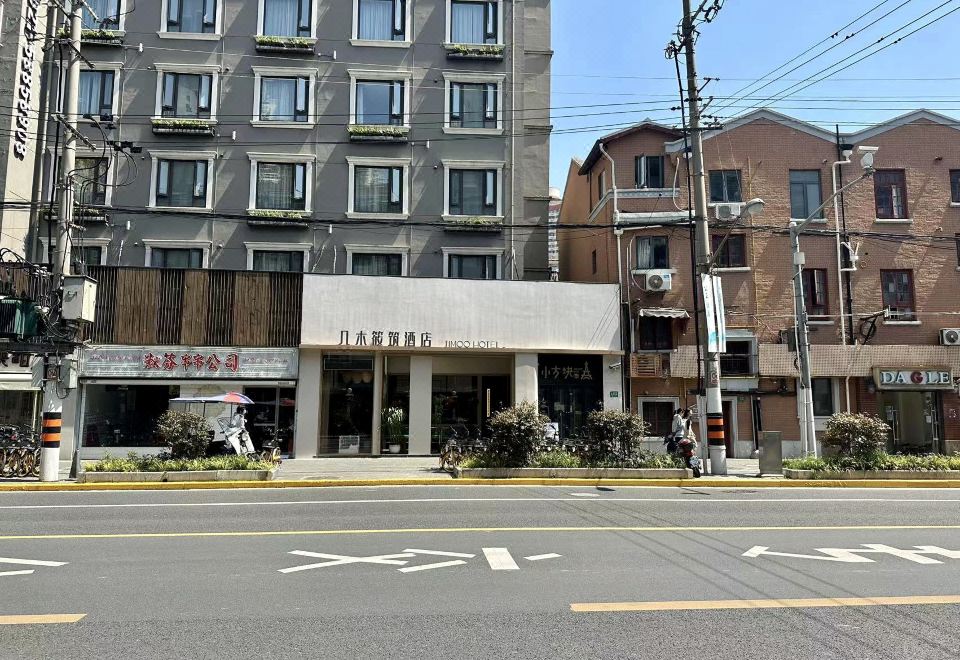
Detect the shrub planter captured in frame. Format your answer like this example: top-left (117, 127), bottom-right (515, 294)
top-left (254, 37), bottom-right (316, 54)
top-left (444, 221), bottom-right (503, 233)
top-left (456, 467), bottom-right (691, 479)
top-left (247, 211), bottom-right (309, 228)
top-left (151, 119), bottom-right (217, 136)
top-left (445, 44), bottom-right (505, 61)
top-left (348, 126), bottom-right (410, 143)
top-left (79, 469), bottom-right (276, 483)
top-left (785, 468), bottom-right (960, 480)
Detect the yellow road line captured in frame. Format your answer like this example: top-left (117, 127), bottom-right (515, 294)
top-left (2, 524), bottom-right (960, 542)
top-left (571, 595), bottom-right (960, 613)
top-left (0, 614), bottom-right (86, 625)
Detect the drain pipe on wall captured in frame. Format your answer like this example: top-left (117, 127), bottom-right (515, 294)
top-left (598, 143), bottom-right (628, 409)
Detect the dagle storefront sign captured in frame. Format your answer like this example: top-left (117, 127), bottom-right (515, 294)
top-left (874, 368), bottom-right (955, 390)
top-left (81, 347), bottom-right (299, 380)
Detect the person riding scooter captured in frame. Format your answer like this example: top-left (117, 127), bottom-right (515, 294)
top-left (223, 405), bottom-right (256, 455)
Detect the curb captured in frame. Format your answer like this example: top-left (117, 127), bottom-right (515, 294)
top-left (3, 477), bottom-right (960, 492)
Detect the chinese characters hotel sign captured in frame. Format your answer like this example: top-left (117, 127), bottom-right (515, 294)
top-left (81, 347), bottom-right (299, 380)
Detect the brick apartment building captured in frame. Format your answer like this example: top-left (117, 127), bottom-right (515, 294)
top-left (559, 109), bottom-right (960, 457)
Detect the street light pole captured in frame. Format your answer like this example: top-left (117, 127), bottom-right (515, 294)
top-left (791, 150), bottom-right (877, 456)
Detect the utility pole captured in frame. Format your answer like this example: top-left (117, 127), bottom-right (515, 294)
top-left (40, 0), bottom-right (85, 482)
top-left (680, 0), bottom-right (728, 474)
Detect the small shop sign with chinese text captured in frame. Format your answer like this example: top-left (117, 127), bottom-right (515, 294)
top-left (81, 347), bottom-right (299, 380)
top-left (874, 368), bottom-right (954, 390)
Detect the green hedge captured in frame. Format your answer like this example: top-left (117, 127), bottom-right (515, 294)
top-left (86, 454), bottom-right (274, 473)
top-left (461, 449), bottom-right (682, 470)
top-left (784, 453), bottom-right (960, 473)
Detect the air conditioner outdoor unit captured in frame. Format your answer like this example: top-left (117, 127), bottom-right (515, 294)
top-left (642, 271), bottom-right (673, 293)
top-left (714, 203), bottom-right (742, 220)
top-left (941, 328), bottom-right (960, 346)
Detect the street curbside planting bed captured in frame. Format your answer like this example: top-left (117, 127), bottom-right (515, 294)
top-left (456, 467), bottom-right (691, 479)
top-left (79, 469), bottom-right (275, 483)
top-left (79, 454), bottom-right (277, 483)
top-left (784, 468), bottom-right (960, 481)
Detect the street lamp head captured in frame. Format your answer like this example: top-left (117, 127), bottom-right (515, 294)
top-left (857, 145), bottom-right (879, 171)
top-left (840, 143), bottom-right (855, 159)
top-left (741, 198), bottom-right (765, 219)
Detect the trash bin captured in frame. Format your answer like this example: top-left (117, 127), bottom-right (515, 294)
top-left (758, 431), bottom-right (783, 475)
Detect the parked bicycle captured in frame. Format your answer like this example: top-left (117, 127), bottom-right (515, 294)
top-left (0, 426), bottom-right (40, 478)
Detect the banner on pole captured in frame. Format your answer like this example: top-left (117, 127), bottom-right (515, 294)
top-left (701, 274), bottom-right (727, 354)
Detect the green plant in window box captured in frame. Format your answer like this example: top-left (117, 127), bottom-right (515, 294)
top-left (59, 28), bottom-right (123, 42)
top-left (447, 44), bottom-right (505, 58)
top-left (348, 125), bottom-right (409, 137)
top-left (255, 35), bottom-right (314, 50)
top-left (151, 118), bottom-right (215, 134)
top-left (248, 209), bottom-right (308, 221)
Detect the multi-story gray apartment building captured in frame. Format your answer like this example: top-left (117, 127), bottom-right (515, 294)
top-left (38, 0), bottom-right (552, 280)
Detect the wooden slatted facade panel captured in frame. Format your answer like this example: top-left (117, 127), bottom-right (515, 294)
top-left (83, 267), bottom-right (301, 347)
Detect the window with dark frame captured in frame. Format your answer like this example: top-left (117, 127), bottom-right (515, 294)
top-left (637, 316), bottom-right (673, 351)
top-left (449, 169), bottom-right (497, 216)
top-left (720, 340), bottom-right (752, 376)
top-left (82, 0), bottom-right (121, 29)
top-left (352, 253), bottom-right (403, 276)
top-left (260, 76), bottom-right (309, 122)
top-left (711, 234), bottom-right (746, 268)
top-left (709, 170), bottom-right (742, 203)
top-left (78, 245), bottom-right (103, 267)
top-left (598, 170), bottom-right (606, 202)
top-left (161, 72), bottom-right (212, 119)
top-left (255, 162), bottom-right (307, 211)
top-left (262, 0), bottom-right (311, 37)
top-left (252, 250), bottom-right (304, 273)
top-left (874, 169), bottom-right (909, 219)
top-left (357, 0), bottom-right (405, 41)
top-left (812, 378), bottom-right (835, 417)
top-left (790, 170), bottom-right (823, 219)
top-left (950, 170), bottom-right (960, 204)
top-left (451, 0), bottom-right (498, 44)
top-left (636, 236), bottom-right (669, 269)
top-left (591, 249), bottom-right (597, 275)
top-left (78, 70), bottom-right (114, 120)
top-left (152, 247), bottom-right (203, 269)
top-left (354, 165), bottom-right (403, 214)
top-left (802, 268), bottom-right (828, 319)
top-left (449, 82), bottom-right (497, 129)
top-left (75, 157), bottom-right (109, 206)
top-left (641, 401), bottom-right (676, 438)
top-left (356, 79), bottom-right (404, 125)
top-left (167, 0), bottom-right (217, 34)
top-left (156, 159), bottom-right (208, 208)
top-left (880, 269), bottom-right (916, 320)
top-left (635, 156), bottom-right (664, 189)
top-left (448, 254), bottom-right (498, 280)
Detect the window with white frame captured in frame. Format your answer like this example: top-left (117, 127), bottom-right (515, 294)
top-left (78, 245), bottom-right (105, 267)
top-left (450, 0), bottom-right (499, 44)
top-left (259, 76), bottom-right (310, 122)
top-left (347, 158), bottom-right (409, 217)
top-left (351, 252), bottom-right (404, 276)
top-left (448, 168), bottom-right (497, 216)
top-left (160, 71), bottom-right (212, 118)
top-left (82, 0), bottom-right (121, 29)
top-left (448, 80), bottom-right (499, 129)
top-left (355, 0), bottom-right (406, 42)
top-left (444, 251), bottom-right (500, 280)
top-left (253, 250), bottom-right (304, 272)
top-left (261, 0), bottom-right (312, 37)
top-left (355, 79), bottom-right (404, 125)
top-left (635, 155), bottom-right (665, 189)
top-left (74, 157), bottom-right (109, 206)
top-left (165, 0), bottom-right (218, 34)
top-left (78, 70), bottom-right (114, 120)
top-left (150, 246), bottom-right (205, 268)
top-left (151, 154), bottom-right (214, 209)
top-left (812, 378), bottom-right (835, 417)
top-left (252, 160), bottom-right (310, 211)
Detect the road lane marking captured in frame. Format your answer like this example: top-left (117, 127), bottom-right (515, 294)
top-left (0, 614), bottom-right (86, 625)
top-left (402, 549), bottom-right (476, 558)
top-left (744, 544), bottom-right (960, 565)
top-left (483, 548), bottom-right (519, 570)
top-left (525, 553), bottom-right (562, 561)
top-left (0, 570), bottom-right (35, 577)
top-left (4, 524), bottom-right (960, 542)
top-left (280, 551), bottom-right (414, 573)
top-left (398, 560), bottom-right (467, 573)
top-left (0, 557), bottom-right (68, 567)
top-left (4, 497), bottom-right (960, 510)
top-left (571, 595), bottom-right (960, 613)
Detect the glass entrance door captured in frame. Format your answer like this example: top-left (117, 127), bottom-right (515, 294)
top-left (879, 391), bottom-right (943, 454)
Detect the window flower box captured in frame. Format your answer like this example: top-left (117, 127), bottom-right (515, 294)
top-left (151, 118), bottom-right (217, 136)
top-left (43, 206), bottom-right (108, 223)
top-left (247, 209), bottom-right (310, 228)
top-left (444, 217), bottom-right (504, 233)
top-left (444, 43), bottom-right (505, 61)
top-left (254, 36), bottom-right (316, 54)
top-left (60, 28), bottom-right (125, 47)
top-left (347, 125), bottom-right (410, 143)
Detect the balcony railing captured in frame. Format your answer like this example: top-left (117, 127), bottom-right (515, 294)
top-left (84, 266), bottom-right (302, 347)
top-left (719, 354), bottom-right (752, 376)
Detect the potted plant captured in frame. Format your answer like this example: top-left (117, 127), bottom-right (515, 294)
top-left (382, 406), bottom-right (406, 454)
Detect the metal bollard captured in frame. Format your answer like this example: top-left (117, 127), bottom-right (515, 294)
top-left (40, 412), bottom-right (61, 482)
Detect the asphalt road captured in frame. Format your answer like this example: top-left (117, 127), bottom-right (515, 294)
top-left (3, 485), bottom-right (960, 659)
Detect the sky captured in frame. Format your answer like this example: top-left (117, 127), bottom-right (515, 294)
top-left (549, 0), bottom-right (960, 191)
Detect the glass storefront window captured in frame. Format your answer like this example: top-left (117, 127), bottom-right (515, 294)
top-left (537, 355), bottom-right (603, 439)
top-left (321, 355), bottom-right (375, 454)
top-left (0, 391), bottom-right (38, 429)
top-left (82, 384), bottom-right (180, 447)
top-left (244, 386), bottom-right (297, 454)
top-left (430, 374), bottom-right (510, 453)
top-left (384, 374), bottom-right (410, 454)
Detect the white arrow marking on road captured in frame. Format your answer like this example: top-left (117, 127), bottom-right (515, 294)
top-left (569, 493), bottom-right (601, 497)
top-left (0, 557), bottom-right (68, 567)
top-left (913, 546), bottom-right (960, 559)
top-left (742, 546), bottom-right (875, 563)
top-left (0, 570), bottom-right (35, 577)
top-left (858, 544), bottom-right (944, 565)
top-left (402, 549), bottom-right (476, 558)
top-left (483, 547), bottom-right (519, 571)
top-left (279, 551), bottom-right (415, 573)
top-left (398, 560), bottom-right (468, 573)
top-left (525, 553), bottom-right (562, 561)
